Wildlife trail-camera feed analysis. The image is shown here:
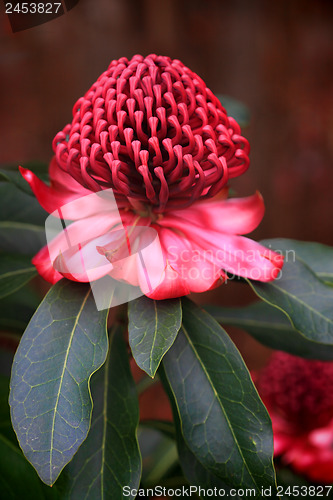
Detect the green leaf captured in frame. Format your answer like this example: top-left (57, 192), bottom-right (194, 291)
top-left (162, 298), bottom-right (276, 495)
top-left (9, 280), bottom-right (110, 486)
top-left (0, 183), bottom-right (46, 255)
top-left (128, 296), bottom-right (182, 378)
top-left (0, 162), bottom-right (48, 196)
top-left (177, 435), bottom-right (234, 497)
top-left (206, 302), bottom-right (333, 361)
top-left (0, 287), bottom-right (41, 333)
top-left (0, 366), bottom-right (58, 498)
top-left (0, 434), bottom-right (59, 500)
top-left (0, 253), bottom-right (37, 300)
top-left (0, 182), bottom-right (46, 225)
top-left (217, 95), bottom-right (250, 127)
top-left (159, 368), bottom-right (232, 497)
top-left (58, 326), bottom-right (141, 500)
top-left (262, 238), bottom-right (333, 285)
top-left (249, 243), bottom-right (333, 345)
top-left (0, 169), bottom-right (35, 196)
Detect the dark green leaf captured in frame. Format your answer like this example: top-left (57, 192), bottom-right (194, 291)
top-left (217, 95), bottom-right (250, 127)
top-left (0, 183), bottom-right (46, 225)
top-left (0, 434), bottom-right (59, 500)
top-left (206, 302), bottom-right (333, 360)
top-left (0, 183), bottom-right (46, 255)
top-left (249, 243), bottom-right (333, 344)
top-left (58, 327), bottom-right (141, 500)
top-left (128, 296), bottom-right (182, 377)
top-left (9, 280), bottom-right (110, 486)
top-left (0, 287), bottom-right (41, 333)
top-left (159, 367), bottom-right (233, 497)
top-left (0, 370), bottom-right (59, 498)
top-left (0, 169), bottom-right (35, 196)
top-left (0, 162), bottom-right (48, 196)
top-left (261, 238), bottom-right (333, 285)
top-left (162, 298), bottom-right (276, 495)
top-left (177, 435), bottom-right (237, 497)
top-left (0, 223), bottom-right (46, 255)
top-left (0, 253), bottom-right (37, 299)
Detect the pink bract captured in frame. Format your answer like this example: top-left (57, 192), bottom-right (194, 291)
top-left (20, 54), bottom-right (283, 299)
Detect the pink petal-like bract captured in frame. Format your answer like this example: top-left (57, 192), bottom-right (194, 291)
top-left (257, 352), bottom-right (333, 484)
top-left (21, 54), bottom-right (283, 298)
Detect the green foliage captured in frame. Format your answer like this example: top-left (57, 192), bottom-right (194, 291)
top-left (0, 287), bottom-right (41, 333)
top-left (58, 327), bottom-right (141, 500)
top-left (0, 253), bottom-right (37, 300)
top-left (0, 434), bottom-right (59, 500)
top-left (0, 374), bottom-right (58, 499)
top-left (249, 239), bottom-right (333, 344)
top-left (9, 280), bottom-right (110, 486)
top-left (161, 298), bottom-right (277, 495)
top-left (0, 183), bottom-right (46, 255)
top-left (128, 296), bottom-right (182, 377)
top-left (206, 301), bottom-right (333, 360)
top-left (2, 175), bottom-right (333, 499)
top-left (0, 161), bottom-right (48, 196)
top-left (262, 238), bottom-right (333, 285)
top-left (217, 95), bottom-right (250, 128)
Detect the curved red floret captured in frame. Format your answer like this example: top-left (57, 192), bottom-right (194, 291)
top-left (53, 54), bottom-right (249, 212)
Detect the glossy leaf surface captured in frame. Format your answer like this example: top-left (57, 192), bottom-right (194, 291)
top-left (249, 241), bottom-right (333, 344)
top-left (162, 298), bottom-right (276, 495)
top-left (9, 280), bottom-right (109, 485)
top-left (0, 434), bottom-right (59, 500)
top-left (0, 162), bottom-right (48, 196)
top-left (262, 238), bottom-right (333, 284)
top-left (59, 327), bottom-right (141, 500)
top-left (128, 296), bottom-right (182, 377)
top-left (206, 302), bottom-right (333, 360)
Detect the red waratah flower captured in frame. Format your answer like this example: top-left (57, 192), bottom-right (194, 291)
top-left (20, 54), bottom-right (283, 299)
top-left (256, 351), bottom-right (333, 484)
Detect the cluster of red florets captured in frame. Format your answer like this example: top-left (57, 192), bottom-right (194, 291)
top-left (257, 353), bottom-right (333, 432)
top-left (53, 54), bottom-right (249, 212)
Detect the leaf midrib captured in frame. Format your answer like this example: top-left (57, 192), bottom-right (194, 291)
top-left (212, 315), bottom-right (292, 332)
top-left (49, 288), bottom-right (91, 482)
top-left (0, 266), bottom-right (36, 281)
top-left (0, 221), bottom-right (44, 231)
top-left (149, 301), bottom-right (159, 376)
top-left (181, 323), bottom-right (260, 493)
top-left (256, 277), bottom-right (333, 326)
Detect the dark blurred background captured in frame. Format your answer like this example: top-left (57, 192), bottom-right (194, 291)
top-left (1, 0), bottom-right (333, 364)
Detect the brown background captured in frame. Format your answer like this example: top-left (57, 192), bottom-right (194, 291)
top-left (1, 0), bottom-right (333, 365)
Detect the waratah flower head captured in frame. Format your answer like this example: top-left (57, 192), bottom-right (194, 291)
top-left (53, 54), bottom-right (249, 213)
top-left (20, 54), bottom-right (284, 299)
top-left (257, 351), bottom-right (333, 483)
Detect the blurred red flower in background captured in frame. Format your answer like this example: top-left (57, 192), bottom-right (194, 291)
top-left (256, 351), bottom-right (333, 484)
top-left (21, 54), bottom-right (283, 299)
